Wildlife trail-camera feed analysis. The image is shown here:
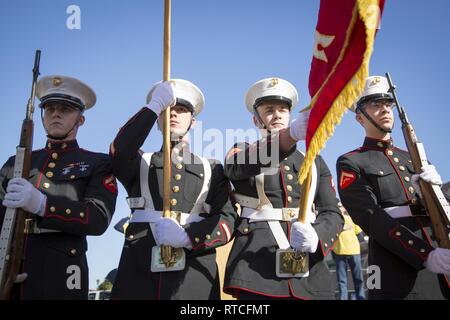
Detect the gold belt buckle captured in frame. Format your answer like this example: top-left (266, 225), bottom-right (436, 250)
top-left (150, 211), bottom-right (185, 272)
top-left (282, 208), bottom-right (297, 221)
top-left (151, 246), bottom-right (186, 272)
top-left (276, 248), bottom-right (309, 278)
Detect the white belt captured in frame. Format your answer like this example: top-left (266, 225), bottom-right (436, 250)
top-left (129, 209), bottom-right (205, 225)
top-left (241, 207), bottom-right (316, 224)
top-left (241, 206), bottom-right (316, 250)
top-left (385, 206), bottom-right (413, 218)
top-left (234, 193), bottom-right (260, 209)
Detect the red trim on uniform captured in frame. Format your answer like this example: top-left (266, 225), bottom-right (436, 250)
top-left (341, 149), bottom-right (361, 157)
top-left (191, 220), bottom-right (227, 250)
top-left (45, 205), bottom-right (89, 224)
top-left (339, 170), bottom-right (356, 190)
top-left (359, 146), bottom-right (385, 152)
top-left (412, 218), bottom-right (449, 285)
top-left (279, 167), bottom-right (288, 207)
top-left (286, 221), bottom-right (291, 241)
top-left (43, 214), bottom-right (86, 224)
top-left (318, 225), bottom-right (342, 257)
top-left (330, 176), bottom-right (336, 193)
top-left (318, 239), bottom-right (326, 257)
top-left (385, 151), bottom-right (411, 202)
top-left (393, 146), bottom-right (409, 153)
top-left (223, 285), bottom-right (292, 299)
top-left (45, 147), bottom-right (80, 155)
top-left (388, 224), bottom-right (428, 261)
top-left (444, 275), bottom-right (450, 288)
top-left (35, 157), bottom-right (50, 188)
top-left (288, 281), bottom-right (311, 300)
top-left (414, 217), bottom-right (433, 246)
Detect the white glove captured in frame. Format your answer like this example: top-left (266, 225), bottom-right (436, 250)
top-left (424, 248), bottom-right (450, 276)
top-left (15, 273), bottom-right (28, 283)
top-left (290, 221), bottom-right (319, 253)
top-left (411, 164), bottom-right (442, 198)
top-left (145, 81), bottom-right (176, 116)
top-left (2, 178), bottom-right (46, 216)
top-left (289, 110), bottom-right (310, 141)
top-left (154, 217), bottom-right (192, 249)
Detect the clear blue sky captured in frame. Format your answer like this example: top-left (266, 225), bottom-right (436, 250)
top-left (1, 1), bottom-right (449, 290)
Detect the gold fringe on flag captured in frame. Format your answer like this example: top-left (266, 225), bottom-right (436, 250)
top-left (299, 0), bottom-right (381, 184)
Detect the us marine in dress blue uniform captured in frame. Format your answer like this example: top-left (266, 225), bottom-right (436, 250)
top-left (336, 76), bottom-right (450, 299)
top-left (0, 75), bottom-right (117, 299)
top-left (223, 77), bottom-right (344, 300)
top-left (110, 79), bottom-right (236, 299)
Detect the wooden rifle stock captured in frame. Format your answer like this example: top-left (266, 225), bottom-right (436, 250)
top-left (0, 50), bottom-right (40, 299)
top-left (386, 73), bottom-right (450, 249)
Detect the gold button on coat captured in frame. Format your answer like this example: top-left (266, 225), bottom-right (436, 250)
top-left (284, 166), bottom-right (290, 171)
top-left (80, 212), bottom-right (85, 218)
top-left (65, 209), bottom-right (71, 215)
top-left (287, 174), bottom-right (293, 180)
top-left (50, 206), bottom-right (56, 212)
top-left (387, 150), bottom-right (393, 156)
top-left (404, 176), bottom-right (410, 182)
top-left (399, 166), bottom-right (405, 171)
top-left (170, 199), bottom-right (177, 206)
top-left (176, 163), bottom-right (183, 170)
top-left (70, 249), bottom-right (77, 256)
top-left (48, 162), bottom-right (56, 168)
top-left (205, 234), bottom-right (211, 240)
top-left (51, 153), bottom-right (58, 160)
top-left (286, 185), bottom-right (293, 192)
top-left (43, 182), bottom-right (50, 189)
top-left (172, 186), bottom-right (180, 193)
top-left (394, 157), bottom-right (399, 163)
top-left (46, 171), bottom-right (53, 178)
top-left (174, 174), bottom-right (181, 181)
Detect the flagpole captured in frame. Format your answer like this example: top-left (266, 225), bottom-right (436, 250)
top-left (161, 0), bottom-right (173, 267)
top-left (298, 167), bottom-right (312, 223)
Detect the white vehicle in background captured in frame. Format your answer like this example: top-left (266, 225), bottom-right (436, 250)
top-left (88, 290), bottom-right (111, 300)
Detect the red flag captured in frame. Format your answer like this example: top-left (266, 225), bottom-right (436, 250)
top-left (299, 0), bottom-right (385, 183)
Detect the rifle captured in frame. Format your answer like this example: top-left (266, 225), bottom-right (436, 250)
top-left (0, 50), bottom-right (41, 299)
top-left (386, 72), bottom-right (450, 249)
